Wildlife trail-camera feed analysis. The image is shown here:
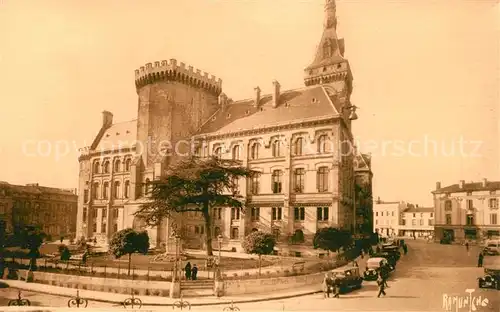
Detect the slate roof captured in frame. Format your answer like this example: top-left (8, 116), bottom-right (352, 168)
top-left (197, 85), bottom-right (341, 136)
top-left (433, 181), bottom-right (500, 194)
top-left (403, 206), bottom-right (434, 213)
top-left (94, 120), bottom-right (137, 151)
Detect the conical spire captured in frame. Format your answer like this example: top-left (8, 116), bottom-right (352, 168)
top-left (304, 0), bottom-right (352, 96)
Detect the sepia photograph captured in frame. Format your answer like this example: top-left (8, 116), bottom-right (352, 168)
top-left (0, 0), bottom-right (499, 311)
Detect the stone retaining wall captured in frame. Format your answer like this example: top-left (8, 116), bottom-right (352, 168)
top-left (17, 269), bottom-right (171, 297)
top-left (223, 272), bottom-right (323, 296)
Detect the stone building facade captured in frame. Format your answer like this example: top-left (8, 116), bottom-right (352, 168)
top-left (433, 179), bottom-right (500, 242)
top-left (373, 198), bottom-right (406, 238)
top-left (76, 0), bottom-right (372, 255)
top-left (399, 205), bottom-right (434, 238)
top-left (0, 181), bottom-right (77, 239)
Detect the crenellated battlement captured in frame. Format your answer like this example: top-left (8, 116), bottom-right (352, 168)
top-left (134, 59), bottom-right (222, 96)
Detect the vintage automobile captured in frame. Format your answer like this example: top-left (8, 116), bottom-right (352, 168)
top-left (478, 267), bottom-right (500, 290)
top-left (363, 257), bottom-right (390, 281)
top-left (382, 245), bottom-right (401, 261)
top-left (371, 252), bottom-right (397, 268)
top-left (328, 266), bottom-right (363, 293)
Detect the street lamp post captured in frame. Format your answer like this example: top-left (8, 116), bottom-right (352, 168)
top-left (214, 234), bottom-right (224, 297)
top-left (170, 234), bottom-right (181, 299)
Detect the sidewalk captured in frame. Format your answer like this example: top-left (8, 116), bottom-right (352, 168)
top-left (2, 279), bottom-right (320, 306)
top-left (1, 255), bottom-right (366, 306)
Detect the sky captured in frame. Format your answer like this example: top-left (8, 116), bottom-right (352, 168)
top-left (0, 0), bottom-right (498, 206)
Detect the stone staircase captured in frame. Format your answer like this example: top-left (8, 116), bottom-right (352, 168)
top-left (180, 279), bottom-right (214, 297)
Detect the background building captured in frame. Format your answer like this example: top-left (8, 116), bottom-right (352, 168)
top-left (373, 198), bottom-right (406, 237)
top-left (77, 0), bottom-right (368, 256)
top-left (433, 179), bottom-right (500, 242)
top-left (399, 205), bottom-right (434, 238)
top-left (0, 181), bottom-right (77, 239)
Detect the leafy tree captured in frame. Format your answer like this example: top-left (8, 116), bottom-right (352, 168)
top-left (242, 231), bottom-right (276, 276)
top-left (109, 228), bottom-right (150, 276)
top-left (136, 156), bottom-right (256, 256)
top-left (19, 226), bottom-right (45, 270)
top-left (313, 227), bottom-right (353, 253)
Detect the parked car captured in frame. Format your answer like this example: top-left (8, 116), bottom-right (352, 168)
top-left (382, 245), bottom-right (401, 261)
top-left (478, 267), bottom-right (500, 290)
top-left (363, 257), bottom-right (390, 281)
top-left (371, 252), bottom-right (397, 268)
top-left (483, 240), bottom-right (500, 256)
top-left (330, 266), bottom-right (363, 293)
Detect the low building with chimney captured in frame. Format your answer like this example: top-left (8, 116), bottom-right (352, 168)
top-left (76, 0), bottom-right (372, 256)
top-left (433, 179), bottom-right (500, 242)
top-left (0, 181), bottom-right (78, 239)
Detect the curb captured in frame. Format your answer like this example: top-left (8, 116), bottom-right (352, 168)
top-left (5, 281), bottom-right (321, 306)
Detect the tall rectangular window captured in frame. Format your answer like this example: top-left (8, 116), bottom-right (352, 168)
top-left (316, 167), bottom-right (329, 192)
top-left (272, 207), bottom-right (282, 221)
top-left (231, 208), bottom-right (240, 220)
top-left (294, 207), bottom-right (305, 221)
top-left (445, 214), bottom-right (452, 225)
top-left (490, 213), bottom-right (498, 225)
top-left (294, 168), bottom-right (305, 193)
top-left (251, 208), bottom-right (260, 221)
top-left (316, 207), bottom-right (329, 221)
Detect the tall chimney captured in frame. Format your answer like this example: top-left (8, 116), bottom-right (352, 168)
top-left (459, 180), bottom-right (465, 189)
top-left (436, 181), bottom-right (441, 190)
top-left (272, 80), bottom-right (280, 108)
top-left (482, 178), bottom-right (487, 187)
top-left (102, 111), bottom-right (113, 128)
top-left (219, 93), bottom-right (228, 112)
top-left (253, 87), bottom-right (261, 107)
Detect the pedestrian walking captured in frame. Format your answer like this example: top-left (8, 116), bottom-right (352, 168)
top-left (184, 262), bottom-right (192, 280)
top-left (191, 264), bottom-right (198, 280)
top-left (478, 252), bottom-right (484, 267)
top-left (465, 241), bottom-right (470, 256)
top-left (403, 244), bottom-right (408, 255)
top-left (333, 279), bottom-right (340, 298)
top-left (377, 276), bottom-right (386, 298)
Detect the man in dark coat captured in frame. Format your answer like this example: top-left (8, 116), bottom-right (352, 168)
top-left (184, 262), bottom-right (192, 280)
top-left (478, 252), bottom-right (484, 267)
top-left (191, 264), bottom-right (198, 280)
top-left (377, 276), bottom-right (386, 297)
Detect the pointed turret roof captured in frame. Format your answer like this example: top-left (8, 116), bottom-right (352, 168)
top-left (304, 0), bottom-right (353, 90)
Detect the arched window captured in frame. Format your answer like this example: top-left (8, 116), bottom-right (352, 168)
top-left (114, 159), bottom-right (121, 172)
top-left (124, 181), bottom-right (130, 198)
top-left (272, 170), bottom-right (283, 193)
top-left (293, 168), bottom-right (305, 193)
top-left (272, 139), bottom-right (283, 157)
top-left (213, 146), bottom-right (222, 158)
top-left (93, 161), bottom-right (100, 174)
top-left (113, 181), bottom-right (120, 199)
top-left (125, 158), bottom-right (132, 171)
top-left (232, 145), bottom-right (240, 160)
top-left (103, 161), bottom-right (110, 174)
top-left (317, 135), bottom-right (331, 153)
top-left (294, 137), bottom-right (304, 156)
top-left (92, 182), bottom-right (99, 199)
top-left (317, 167), bottom-right (329, 192)
top-left (250, 173), bottom-right (260, 195)
top-left (103, 182), bottom-right (109, 199)
top-left (214, 226), bottom-right (221, 237)
top-left (250, 143), bottom-right (259, 160)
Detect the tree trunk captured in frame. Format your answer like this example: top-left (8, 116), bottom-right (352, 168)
top-left (258, 254), bottom-right (262, 277)
top-left (202, 203), bottom-right (214, 257)
top-left (127, 253), bottom-right (131, 276)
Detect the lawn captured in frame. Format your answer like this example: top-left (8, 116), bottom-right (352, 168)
top-left (86, 253), bottom-right (273, 271)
